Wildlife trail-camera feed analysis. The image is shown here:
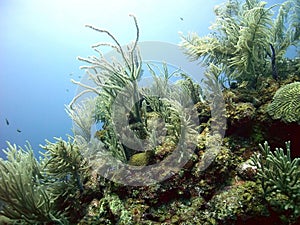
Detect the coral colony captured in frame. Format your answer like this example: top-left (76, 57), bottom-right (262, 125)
top-left (0, 0), bottom-right (300, 224)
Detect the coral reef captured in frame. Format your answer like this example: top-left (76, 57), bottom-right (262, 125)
top-left (1, 1), bottom-right (300, 224)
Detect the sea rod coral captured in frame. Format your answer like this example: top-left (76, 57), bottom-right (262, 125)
top-left (0, 142), bottom-right (67, 224)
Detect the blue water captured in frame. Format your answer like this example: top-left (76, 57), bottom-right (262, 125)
top-left (0, 0), bottom-right (287, 158)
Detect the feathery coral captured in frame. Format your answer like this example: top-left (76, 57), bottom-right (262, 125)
top-left (180, 0), bottom-right (300, 87)
top-left (0, 142), bottom-right (66, 224)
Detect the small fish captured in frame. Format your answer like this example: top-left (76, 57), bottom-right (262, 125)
top-left (5, 118), bottom-right (9, 125)
top-left (180, 17), bottom-right (184, 21)
top-left (66, 89), bottom-right (69, 92)
top-left (17, 129), bottom-right (21, 133)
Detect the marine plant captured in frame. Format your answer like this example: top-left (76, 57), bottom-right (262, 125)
top-left (251, 141), bottom-right (300, 223)
top-left (181, 0), bottom-right (300, 88)
top-left (0, 142), bottom-right (67, 224)
top-left (267, 81), bottom-right (300, 123)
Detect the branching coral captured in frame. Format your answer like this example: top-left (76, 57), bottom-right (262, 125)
top-left (41, 137), bottom-right (89, 195)
top-left (267, 81), bottom-right (300, 123)
top-left (251, 141), bottom-right (300, 222)
top-left (68, 14), bottom-right (147, 163)
top-left (41, 137), bottom-right (92, 222)
top-left (0, 142), bottom-right (66, 224)
top-left (66, 97), bottom-right (97, 142)
top-left (180, 0), bottom-right (300, 88)
top-left (68, 15), bottom-right (203, 166)
top-left (70, 14), bottom-right (143, 125)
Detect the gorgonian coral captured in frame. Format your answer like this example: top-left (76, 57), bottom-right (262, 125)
top-left (0, 142), bottom-right (67, 224)
top-left (180, 0), bottom-right (300, 88)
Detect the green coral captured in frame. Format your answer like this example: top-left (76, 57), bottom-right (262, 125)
top-left (267, 81), bottom-right (300, 123)
top-left (0, 142), bottom-right (67, 224)
top-left (251, 141), bottom-right (300, 223)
